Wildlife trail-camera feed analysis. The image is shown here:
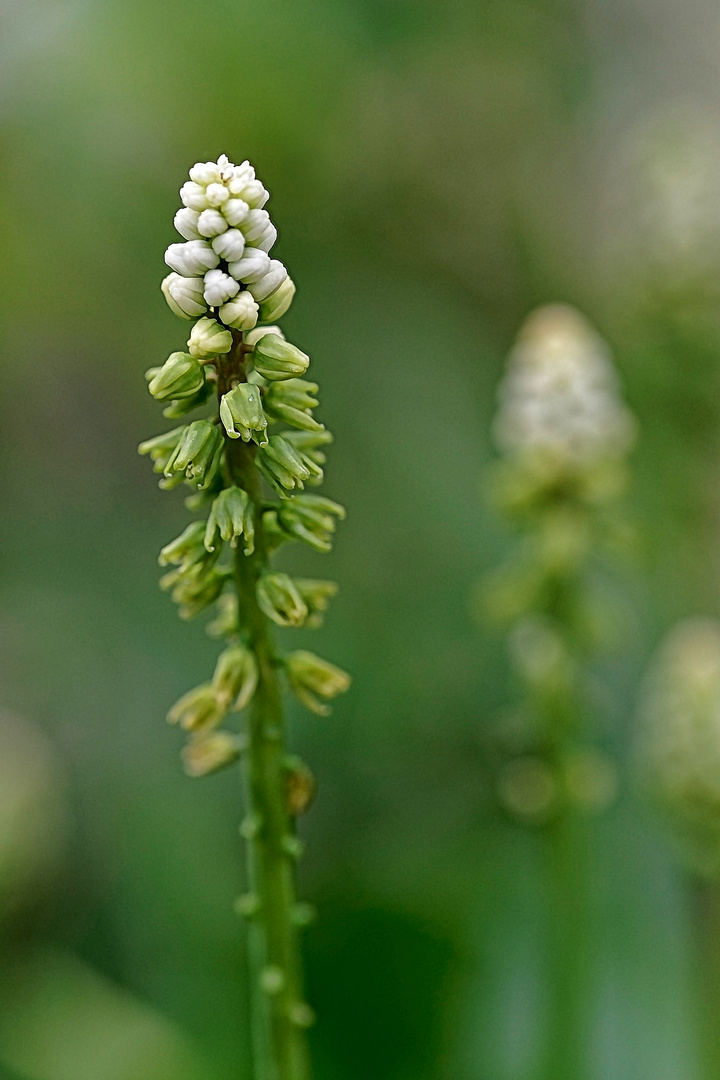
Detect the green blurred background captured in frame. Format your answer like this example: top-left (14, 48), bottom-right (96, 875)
top-left (2, 0), bottom-right (720, 1077)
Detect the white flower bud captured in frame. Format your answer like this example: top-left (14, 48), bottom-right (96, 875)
top-left (188, 316), bottom-right (233, 359)
top-left (197, 209), bottom-right (228, 237)
top-left (212, 229), bottom-right (246, 262)
top-left (165, 240), bottom-right (219, 277)
top-left (223, 198), bottom-right (250, 227)
top-left (161, 273), bottom-right (207, 319)
top-left (203, 268), bottom-right (240, 307)
top-left (242, 209), bottom-right (272, 243)
top-left (189, 161), bottom-right (221, 186)
top-left (180, 181), bottom-right (209, 212)
top-left (245, 325), bottom-right (285, 349)
top-left (248, 260), bottom-right (288, 301)
top-left (174, 207), bottom-right (202, 240)
top-left (217, 153), bottom-right (233, 181)
top-left (228, 161), bottom-right (255, 193)
top-left (243, 180), bottom-right (269, 209)
top-left (205, 182), bottom-right (230, 207)
top-left (228, 248), bottom-right (271, 283)
top-left (255, 222), bottom-right (278, 253)
top-left (219, 292), bottom-right (259, 331)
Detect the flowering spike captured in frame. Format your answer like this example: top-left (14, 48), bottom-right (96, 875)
top-left (139, 154), bottom-right (348, 1079)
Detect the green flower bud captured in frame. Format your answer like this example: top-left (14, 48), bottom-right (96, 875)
top-left (257, 435), bottom-right (312, 496)
top-left (182, 731), bottom-right (243, 777)
top-left (164, 420), bottom-right (224, 489)
top-left (168, 682), bottom-right (225, 732)
top-left (258, 276), bottom-right (296, 323)
top-left (138, 427), bottom-right (185, 475)
top-left (212, 645), bottom-right (258, 711)
top-left (285, 650), bottom-right (351, 715)
top-left (294, 578), bottom-right (338, 628)
top-left (161, 562), bottom-right (229, 619)
top-left (256, 573), bottom-right (308, 627)
top-left (159, 520), bottom-right (208, 570)
top-left (204, 486), bottom-right (255, 554)
top-left (206, 594), bottom-right (239, 639)
top-left (187, 317), bottom-right (233, 359)
top-left (162, 379), bottom-right (214, 419)
top-left (264, 379), bottom-right (324, 432)
top-left (252, 334), bottom-right (309, 381)
top-left (277, 495), bottom-right (345, 552)
top-left (283, 429), bottom-right (333, 467)
top-left (147, 352), bottom-right (205, 402)
top-left (283, 755), bottom-right (317, 816)
top-left (220, 384), bottom-right (268, 446)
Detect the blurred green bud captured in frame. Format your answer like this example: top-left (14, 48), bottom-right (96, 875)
top-left (245, 325), bottom-right (284, 349)
top-left (220, 384), bottom-right (268, 446)
top-left (187, 317), bottom-right (233, 359)
top-left (256, 573), bottom-right (308, 628)
top-left (261, 510), bottom-right (292, 553)
top-left (257, 435), bottom-right (312, 496)
top-left (498, 756), bottom-right (559, 825)
top-left (206, 593), bottom-right (239, 639)
top-left (252, 334), bottom-right (309, 381)
top-left (138, 427), bottom-right (185, 475)
top-left (147, 352), bottom-right (205, 402)
top-left (293, 578), bottom-right (338, 628)
top-left (258, 277), bottom-right (296, 323)
top-left (161, 562), bottom-right (229, 619)
top-left (283, 429), bottom-right (333, 467)
top-left (283, 755), bottom-right (317, 816)
top-left (182, 731), bottom-right (243, 777)
top-left (219, 292), bottom-right (259, 331)
top-left (277, 495), bottom-right (345, 552)
top-left (161, 273), bottom-right (207, 319)
top-left (212, 645), bottom-right (258, 711)
top-left (164, 420), bottom-right (224, 489)
top-left (204, 486), bottom-right (255, 554)
top-left (264, 379), bottom-right (324, 432)
top-left (168, 682), bottom-right (225, 733)
top-left (285, 650), bottom-right (351, 715)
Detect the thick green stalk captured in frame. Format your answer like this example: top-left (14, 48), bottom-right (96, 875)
top-left (221, 337), bottom-right (312, 1080)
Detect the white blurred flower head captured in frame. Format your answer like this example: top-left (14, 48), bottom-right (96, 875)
top-left (637, 617), bottom-right (720, 877)
top-left (493, 304), bottom-right (636, 472)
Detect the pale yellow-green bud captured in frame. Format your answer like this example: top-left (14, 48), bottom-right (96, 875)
top-left (168, 682), bottom-right (225, 733)
top-left (256, 573), bottom-right (308, 628)
top-left (285, 650), bottom-right (351, 715)
top-left (182, 731), bottom-right (243, 777)
top-left (212, 645), bottom-right (258, 711)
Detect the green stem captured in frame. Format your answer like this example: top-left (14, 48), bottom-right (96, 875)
top-left (540, 809), bottom-right (592, 1080)
top-left (221, 336), bottom-right (313, 1080)
top-left (691, 878), bottom-right (720, 1080)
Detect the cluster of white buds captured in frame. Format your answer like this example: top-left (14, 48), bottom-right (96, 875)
top-left (637, 618), bottom-right (720, 877)
top-left (161, 154), bottom-right (294, 330)
top-left (493, 305), bottom-right (636, 473)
